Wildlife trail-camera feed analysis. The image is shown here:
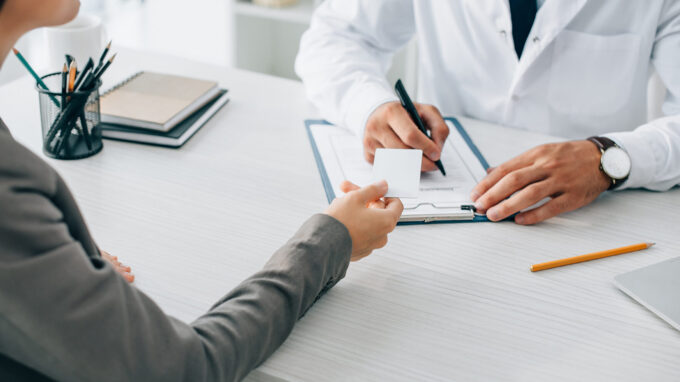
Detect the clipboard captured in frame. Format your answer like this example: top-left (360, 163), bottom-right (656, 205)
top-left (305, 117), bottom-right (492, 224)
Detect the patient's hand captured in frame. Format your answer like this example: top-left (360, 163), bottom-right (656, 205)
top-left (325, 180), bottom-right (403, 262)
top-left (101, 250), bottom-right (135, 283)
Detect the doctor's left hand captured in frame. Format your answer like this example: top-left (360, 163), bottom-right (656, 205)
top-left (469, 140), bottom-right (611, 225)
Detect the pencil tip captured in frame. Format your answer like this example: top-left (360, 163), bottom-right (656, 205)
top-left (647, 242), bottom-right (656, 247)
top-left (110, 53), bottom-right (117, 62)
top-left (107, 40), bottom-right (112, 48)
top-left (12, 48), bottom-right (18, 54)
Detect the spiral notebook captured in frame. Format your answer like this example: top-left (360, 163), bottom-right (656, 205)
top-left (101, 90), bottom-right (229, 148)
top-left (99, 71), bottom-right (222, 132)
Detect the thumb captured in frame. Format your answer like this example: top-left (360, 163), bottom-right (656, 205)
top-left (340, 180), bottom-right (360, 194)
top-left (355, 180), bottom-right (388, 203)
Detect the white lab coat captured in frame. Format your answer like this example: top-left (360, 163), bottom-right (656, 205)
top-left (295, 0), bottom-right (680, 191)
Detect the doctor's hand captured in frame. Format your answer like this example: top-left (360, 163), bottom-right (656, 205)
top-left (364, 101), bottom-right (449, 172)
top-left (325, 180), bottom-right (403, 261)
top-left (470, 141), bottom-right (611, 225)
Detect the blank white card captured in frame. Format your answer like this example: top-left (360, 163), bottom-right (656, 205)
top-left (372, 148), bottom-right (422, 198)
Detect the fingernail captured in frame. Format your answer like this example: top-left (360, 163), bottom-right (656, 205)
top-left (487, 208), bottom-right (499, 221)
top-left (474, 200), bottom-right (485, 211)
top-left (515, 215), bottom-right (525, 224)
top-left (470, 191), bottom-right (480, 201)
top-left (428, 150), bottom-right (440, 160)
top-left (375, 179), bottom-right (388, 192)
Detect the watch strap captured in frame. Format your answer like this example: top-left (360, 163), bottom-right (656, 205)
top-left (587, 136), bottom-right (628, 190)
top-left (587, 136), bottom-right (617, 151)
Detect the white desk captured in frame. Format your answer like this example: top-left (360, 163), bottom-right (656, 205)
top-left (1, 49), bottom-right (679, 382)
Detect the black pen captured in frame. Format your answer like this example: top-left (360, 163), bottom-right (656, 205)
top-left (73, 58), bottom-right (94, 91)
top-left (97, 40), bottom-right (112, 69)
top-left (92, 53), bottom-right (116, 82)
top-left (394, 79), bottom-right (446, 176)
top-left (61, 63), bottom-right (68, 109)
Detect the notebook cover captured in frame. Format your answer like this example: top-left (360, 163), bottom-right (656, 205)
top-left (101, 90), bottom-right (228, 148)
top-left (100, 72), bottom-right (219, 131)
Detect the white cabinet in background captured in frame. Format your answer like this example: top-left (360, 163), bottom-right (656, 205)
top-left (230, 0), bottom-right (418, 94)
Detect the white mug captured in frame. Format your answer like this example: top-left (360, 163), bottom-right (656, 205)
top-left (44, 13), bottom-right (106, 72)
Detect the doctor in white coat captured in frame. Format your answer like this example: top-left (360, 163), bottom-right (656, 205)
top-left (296, 0), bottom-right (680, 225)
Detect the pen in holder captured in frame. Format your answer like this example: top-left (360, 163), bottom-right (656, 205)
top-left (37, 72), bottom-right (103, 159)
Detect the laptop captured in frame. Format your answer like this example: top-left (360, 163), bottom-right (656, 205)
top-left (614, 256), bottom-right (680, 331)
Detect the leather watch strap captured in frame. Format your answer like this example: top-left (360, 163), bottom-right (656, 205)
top-left (587, 136), bottom-right (628, 190)
top-left (587, 136), bottom-right (617, 151)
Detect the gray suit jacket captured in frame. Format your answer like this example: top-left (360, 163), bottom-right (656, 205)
top-left (0, 119), bottom-right (352, 381)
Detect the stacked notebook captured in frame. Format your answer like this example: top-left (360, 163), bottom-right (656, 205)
top-left (99, 71), bottom-right (229, 147)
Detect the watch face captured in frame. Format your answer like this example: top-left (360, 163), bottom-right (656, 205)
top-left (601, 147), bottom-right (631, 179)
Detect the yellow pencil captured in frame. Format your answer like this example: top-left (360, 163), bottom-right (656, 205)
top-left (530, 242), bottom-right (655, 272)
top-left (67, 60), bottom-right (77, 93)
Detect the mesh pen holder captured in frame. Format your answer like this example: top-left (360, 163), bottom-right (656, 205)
top-left (37, 72), bottom-right (103, 160)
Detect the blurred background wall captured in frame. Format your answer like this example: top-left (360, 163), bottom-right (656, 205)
top-left (0, 0), bottom-right (417, 91)
top-left (0, 0), bottom-right (664, 120)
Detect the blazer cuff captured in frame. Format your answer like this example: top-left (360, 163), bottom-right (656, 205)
top-left (300, 213), bottom-right (352, 292)
top-left (268, 214), bottom-right (352, 318)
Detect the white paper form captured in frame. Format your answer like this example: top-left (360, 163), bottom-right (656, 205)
top-left (310, 120), bottom-right (488, 221)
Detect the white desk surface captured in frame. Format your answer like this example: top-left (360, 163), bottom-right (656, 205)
top-left (1, 49), bottom-right (679, 382)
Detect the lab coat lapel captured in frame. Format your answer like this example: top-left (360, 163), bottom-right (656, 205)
top-left (512, 0), bottom-right (587, 86)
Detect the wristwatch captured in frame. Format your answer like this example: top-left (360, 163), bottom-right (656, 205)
top-left (587, 136), bottom-right (631, 190)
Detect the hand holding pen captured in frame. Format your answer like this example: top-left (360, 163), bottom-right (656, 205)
top-left (394, 79), bottom-right (446, 175)
top-left (361, 79), bottom-right (450, 173)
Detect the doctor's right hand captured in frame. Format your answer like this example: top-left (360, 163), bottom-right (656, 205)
top-left (364, 101), bottom-right (450, 172)
top-left (325, 180), bottom-right (403, 261)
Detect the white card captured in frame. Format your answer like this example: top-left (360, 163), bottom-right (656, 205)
top-left (372, 149), bottom-right (422, 198)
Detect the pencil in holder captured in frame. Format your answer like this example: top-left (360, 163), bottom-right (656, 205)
top-left (37, 72), bottom-right (103, 159)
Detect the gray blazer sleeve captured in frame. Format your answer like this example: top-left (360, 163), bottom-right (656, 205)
top-left (0, 128), bottom-right (352, 381)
